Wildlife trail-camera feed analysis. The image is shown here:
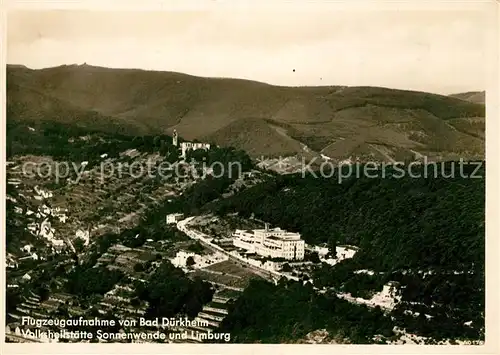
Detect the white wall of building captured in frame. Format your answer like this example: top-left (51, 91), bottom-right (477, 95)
top-left (233, 227), bottom-right (305, 260)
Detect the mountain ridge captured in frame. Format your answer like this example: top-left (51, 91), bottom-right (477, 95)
top-left (7, 64), bottom-right (485, 161)
top-left (449, 91), bottom-right (485, 105)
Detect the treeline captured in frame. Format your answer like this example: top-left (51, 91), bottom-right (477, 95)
top-left (6, 120), bottom-right (179, 163)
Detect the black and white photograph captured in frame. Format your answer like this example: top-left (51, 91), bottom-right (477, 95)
top-left (2, 0), bottom-right (497, 351)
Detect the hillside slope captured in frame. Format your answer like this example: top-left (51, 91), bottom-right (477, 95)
top-left (449, 91), bottom-right (485, 105)
top-left (7, 64), bottom-right (485, 161)
top-left (7, 82), bottom-right (143, 134)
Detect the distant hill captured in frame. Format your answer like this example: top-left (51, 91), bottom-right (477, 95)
top-left (449, 91), bottom-right (485, 105)
top-left (7, 64), bottom-right (485, 161)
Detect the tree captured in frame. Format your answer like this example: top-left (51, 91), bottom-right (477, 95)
top-left (186, 256), bottom-right (196, 267)
top-left (281, 263), bottom-right (293, 272)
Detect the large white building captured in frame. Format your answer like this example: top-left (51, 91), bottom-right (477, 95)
top-left (180, 142), bottom-right (211, 158)
top-left (232, 224), bottom-right (305, 260)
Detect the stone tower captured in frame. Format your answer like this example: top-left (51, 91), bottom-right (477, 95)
top-left (172, 129), bottom-right (178, 146)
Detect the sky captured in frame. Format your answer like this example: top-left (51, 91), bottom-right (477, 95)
top-left (7, 6), bottom-right (494, 95)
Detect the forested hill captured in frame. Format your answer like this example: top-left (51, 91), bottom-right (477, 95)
top-left (208, 162), bottom-right (485, 342)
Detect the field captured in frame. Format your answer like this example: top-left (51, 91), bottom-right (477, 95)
top-left (190, 260), bottom-right (263, 289)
